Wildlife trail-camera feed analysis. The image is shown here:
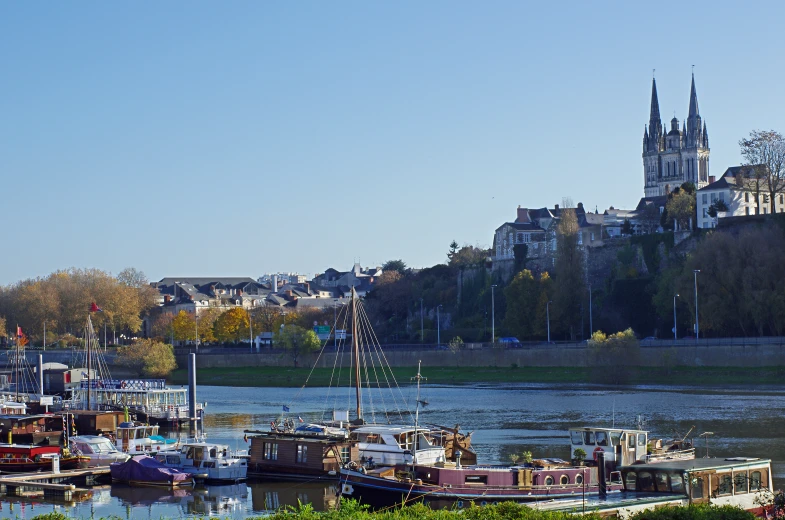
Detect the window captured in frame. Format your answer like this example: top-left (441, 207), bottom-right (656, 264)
top-left (638, 471), bottom-right (655, 492)
top-left (746, 207), bottom-right (750, 216)
top-left (711, 193), bottom-right (717, 203)
top-left (560, 475), bottom-right (569, 485)
top-left (465, 475), bottom-right (487, 484)
top-left (571, 431), bottom-right (583, 445)
top-left (691, 476), bottom-right (704, 499)
top-left (576, 474), bottom-right (584, 485)
top-left (655, 472), bottom-right (669, 491)
top-left (745, 192), bottom-right (749, 203)
top-left (719, 192), bottom-right (725, 202)
top-left (638, 434), bottom-right (647, 447)
top-left (716, 474), bottom-right (733, 496)
top-left (671, 472), bottom-right (684, 493)
top-left (596, 431), bottom-right (608, 446)
top-left (517, 233), bottom-right (523, 243)
top-left (625, 471), bottom-right (637, 490)
top-left (263, 442), bottom-right (278, 461)
top-left (590, 232), bottom-right (595, 241)
top-left (296, 444), bottom-right (307, 463)
top-left (734, 473), bottom-right (748, 494)
top-left (340, 446), bottom-right (350, 462)
top-left (627, 434), bottom-right (635, 448)
top-left (610, 432), bottom-right (622, 446)
top-left (583, 431), bottom-right (596, 445)
top-left (702, 194), bottom-right (708, 204)
top-left (751, 471), bottom-right (762, 491)
top-left (544, 476), bottom-right (555, 486)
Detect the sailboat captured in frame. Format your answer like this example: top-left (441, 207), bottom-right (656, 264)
top-left (244, 287), bottom-right (475, 480)
top-left (68, 305), bottom-right (204, 427)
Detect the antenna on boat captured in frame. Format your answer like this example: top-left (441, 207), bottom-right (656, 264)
top-left (411, 360), bottom-right (426, 466)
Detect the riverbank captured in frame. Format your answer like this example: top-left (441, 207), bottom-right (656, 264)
top-left (169, 365), bottom-right (785, 387)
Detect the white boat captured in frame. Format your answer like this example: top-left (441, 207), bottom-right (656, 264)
top-left (116, 421), bottom-right (179, 454)
top-left (353, 424), bottom-right (446, 466)
top-left (568, 425), bottom-right (695, 466)
top-left (155, 441), bottom-right (247, 482)
top-left (69, 435), bottom-right (131, 467)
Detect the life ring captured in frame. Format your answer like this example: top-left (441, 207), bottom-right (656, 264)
top-left (121, 381), bottom-right (127, 389)
top-left (593, 446), bottom-right (604, 461)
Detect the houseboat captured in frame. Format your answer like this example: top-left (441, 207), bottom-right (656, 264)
top-left (115, 421), bottom-right (179, 454)
top-left (0, 414), bottom-right (62, 445)
top-left (0, 443), bottom-right (85, 472)
top-left (568, 426), bottom-right (695, 466)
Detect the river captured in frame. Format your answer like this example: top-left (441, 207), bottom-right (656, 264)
top-left (1, 382), bottom-right (782, 518)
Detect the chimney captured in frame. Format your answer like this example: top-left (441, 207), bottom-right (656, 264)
top-left (577, 202), bottom-right (584, 211)
top-left (164, 295), bottom-right (171, 303)
top-left (304, 282), bottom-right (310, 293)
top-left (237, 288), bottom-right (243, 296)
top-left (555, 204), bottom-right (560, 210)
top-left (516, 207), bottom-right (530, 223)
top-left (272, 275), bottom-right (278, 293)
top-left (708, 175), bottom-right (716, 184)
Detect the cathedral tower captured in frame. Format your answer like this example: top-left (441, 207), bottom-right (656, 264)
top-left (642, 73), bottom-right (710, 197)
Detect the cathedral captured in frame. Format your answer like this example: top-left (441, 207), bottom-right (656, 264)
top-left (643, 74), bottom-right (710, 197)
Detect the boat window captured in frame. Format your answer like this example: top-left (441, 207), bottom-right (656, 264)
top-left (691, 476), bottom-right (704, 499)
top-left (576, 473), bottom-right (584, 485)
top-left (560, 475), bottom-right (569, 485)
top-left (596, 431), bottom-right (608, 446)
top-left (638, 433), bottom-right (647, 447)
top-left (670, 472), bottom-right (684, 493)
top-left (465, 475), bottom-right (487, 485)
top-left (167, 456), bottom-right (179, 464)
top-left (734, 473), bottom-right (748, 494)
top-left (583, 431), bottom-right (595, 445)
top-left (638, 471), bottom-right (655, 492)
top-left (628, 434), bottom-right (635, 448)
top-left (263, 442), bottom-right (278, 461)
top-left (716, 474), bottom-right (733, 496)
top-left (570, 431), bottom-right (583, 445)
top-left (544, 476), bottom-right (554, 486)
top-left (610, 432), bottom-right (621, 446)
top-left (655, 471), bottom-right (669, 491)
top-left (340, 446), bottom-right (350, 463)
top-left (210, 448), bottom-right (216, 458)
top-left (750, 471), bottom-right (762, 491)
top-left (296, 445), bottom-right (307, 463)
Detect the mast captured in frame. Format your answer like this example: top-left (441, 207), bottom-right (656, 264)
top-left (87, 317), bottom-right (92, 411)
top-left (15, 325), bottom-right (19, 403)
top-left (352, 287), bottom-right (362, 421)
top-left (411, 360), bottom-right (426, 465)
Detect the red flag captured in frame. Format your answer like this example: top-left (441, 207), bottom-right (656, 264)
top-left (16, 326), bottom-right (23, 337)
top-left (90, 302), bottom-right (103, 313)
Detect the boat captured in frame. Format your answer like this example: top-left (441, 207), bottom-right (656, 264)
top-left (67, 309), bottom-right (204, 426)
top-left (0, 413), bottom-right (63, 445)
top-left (110, 454), bottom-right (194, 487)
top-left (0, 443), bottom-right (85, 472)
top-left (245, 288), bottom-right (475, 480)
top-left (533, 457), bottom-right (773, 517)
top-left (568, 425), bottom-right (695, 466)
top-left (115, 421), bottom-right (179, 454)
top-left (154, 441), bottom-right (248, 482)
top-left (69, 434), bottom-right (131, 467)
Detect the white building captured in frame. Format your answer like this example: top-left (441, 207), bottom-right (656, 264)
top-left (696, 166), bottom-right (785, 229)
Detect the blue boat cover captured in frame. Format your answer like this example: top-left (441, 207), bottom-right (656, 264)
top-left (110, 455), bottom-right (192, 485)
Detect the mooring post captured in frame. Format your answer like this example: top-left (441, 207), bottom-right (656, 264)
top-left (188, 353), bottom-right (197, 435)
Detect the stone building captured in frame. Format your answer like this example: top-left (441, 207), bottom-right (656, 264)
top-left (643, 74), bottom-right (710, 197)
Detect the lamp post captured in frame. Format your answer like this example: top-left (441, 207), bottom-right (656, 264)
top-left (673, 294), bottom-right (679, 340)
top-left (436, 305), bottom-right (441, 346)
top-left (334, 300), bottom-right (338, 349)
top-left (588, 284), bottom-right (593, 336)
top-left (546, 300), bottom-right (553, 343)
top-left (249, 308), bottom-right (254, 351)
top-left (419, 298), bottom-right (424, 343)
top-left (195, 315), bottom-right (199, 352)
top-left (693, 269), bottom-right (700, 340)
top-left (491, 284), bottom-right (497, 344)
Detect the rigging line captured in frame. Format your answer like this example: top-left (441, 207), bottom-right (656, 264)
top-left (321, 303), bottom-right (349, 423)
top-left (355, 298), bottom-right (381, 424)
top-left (287, 308), bottom-right (340, 411)
top-left (356, 302), bottom-right (398, 422)
top-left (359, 303), bottom-right (415, 424)
top-left (356, 308), bottom-right (376, 424)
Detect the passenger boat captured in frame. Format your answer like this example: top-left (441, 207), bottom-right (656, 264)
top-left (533, 457), bottom-right (773, 517)
top-left (115, 421), bottom-right (179, 454)
top-left (69, 434), bottom-right (131, 467)
top-left (154, 441), bottom-right (248, 482)
top-left (246, 288), bottom-right (474, 480)
top-left (0, 443), bottom-right (85, 472)
top-left (110, 454), bottom-right (194, 487)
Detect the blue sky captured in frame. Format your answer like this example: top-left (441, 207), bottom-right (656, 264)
top-left (2, 2), bottom-right (783, 285)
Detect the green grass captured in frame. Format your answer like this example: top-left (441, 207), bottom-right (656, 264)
top-left (168, 365), bottom-right (785, 387)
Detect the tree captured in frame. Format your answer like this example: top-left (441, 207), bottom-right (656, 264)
top-left (707, 199), bottom-right (729, 218)
top-left (637, 203), bottom-right (662, 234)
top-left (664, 189), bottom-right (696, 230)
top-left (587, 328), bottom-right (640, 384)
top-left (503, 270), bottom-right (541, 340)
top-left (214, 308), bottom-right (250, 344)
top-left (621, 219), bottom-right (633, 236)
top-left (552, 209), bottom-right (585, 339)
top-left (739, 130), bottom-right (785, 215)
top-left (172, 310), bottom-right (196, 343)
top-left (382, 259), bottom-right (407, 275)
top-left (512, 243), bottom-right (528, 272)
top-left (448, 245), bottom-right (490, 268)
top-left (274, 325), bottom-right (321, 367)
top-left (116, 339), bottom-right (177, 378)
top-left (447, 240), bottom-right (459, 263)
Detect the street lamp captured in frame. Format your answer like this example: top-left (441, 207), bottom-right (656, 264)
top-left (195, 315), bottom-right (199, 352)
top-left (673, 294), bottom-right (679, 340)
top-left (491, 284), bottom-right (497, 344)
top-left (693, 270), bottom-right (701, 340)
top-left (546, 300), bottom-right (553, 343)
top-left (588, 284), bottom-right (593, 336)
top-left (436, 305), bottom-right (443, 346)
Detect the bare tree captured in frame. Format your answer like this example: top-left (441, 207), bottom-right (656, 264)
top-left (739, 130), bottom-right (785, 215)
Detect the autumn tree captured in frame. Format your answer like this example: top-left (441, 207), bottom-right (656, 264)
top-left (274, 324), bottom-right (321, 367)
top-left (587, 328), bottom-right (640, 384)
top-left (664, 187), bottom-right (696, 230)
top-left (382, 259), bottom-right (407, 275)
top-left (551, 208), bottom-right (585, 339)
top-left (213, 307), bottom-right (250, 343)
top-left (448, 244), bottom-right (490, 268)
top-left (150, 313), bottom-right (175, 342)
top-left (196, 308), bottom-right (221, 344)
top-left (116, 339), bottom-right (177, 378)
top-left (739, 130), bottom-right (785, 214)
top-left (503, 270), bottom-right (542, 340)
top-left (172, 310), bottom-right (196, 343)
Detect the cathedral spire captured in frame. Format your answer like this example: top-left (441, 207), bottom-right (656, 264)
top-left (688, 73), bottom-right (700, 118)
top-left (650, 78), bottom-right (662, 124)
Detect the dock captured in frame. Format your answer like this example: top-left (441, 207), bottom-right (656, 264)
top-left (0, 467), bottom-right (111, 500)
